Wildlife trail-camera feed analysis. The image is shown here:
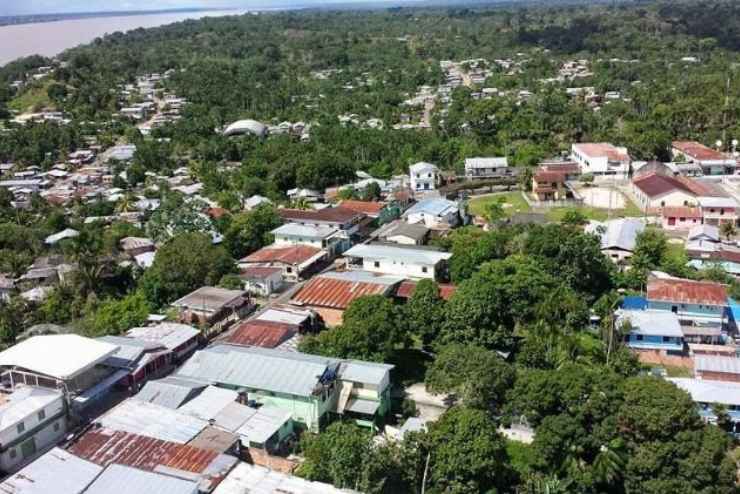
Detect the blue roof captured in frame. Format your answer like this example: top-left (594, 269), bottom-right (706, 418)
top-left (622, 296), bottom-right (647, 310)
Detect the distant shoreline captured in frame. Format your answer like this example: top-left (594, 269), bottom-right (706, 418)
top-left (0, 8), bottom-right (241, 28)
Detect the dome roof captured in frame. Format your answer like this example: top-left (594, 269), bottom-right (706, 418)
top-left (223, 119), bottom-right (268, 137)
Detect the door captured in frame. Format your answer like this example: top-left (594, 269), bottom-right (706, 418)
top-left (20, 437), bottom-right (36, 460)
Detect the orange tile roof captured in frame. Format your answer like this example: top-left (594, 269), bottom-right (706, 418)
top-left (339, 200), bottom-right (386, 216)
top-left (673, 141), bottom-right (732, 162)
top-left (648, 278), bottom-right (728, 306)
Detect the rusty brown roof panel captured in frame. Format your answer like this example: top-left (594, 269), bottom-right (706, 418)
top-left (224, 320), bottom-right (297, 348)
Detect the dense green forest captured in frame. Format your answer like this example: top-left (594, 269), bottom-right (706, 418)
top-left (2, 1), bottom-right (740, 492)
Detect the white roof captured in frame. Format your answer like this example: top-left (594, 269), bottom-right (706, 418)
top-left (618, 309), bottom-right (683, 338)
top-left (409, 161), bottom-right (438, 173)
top-left (99, 399), bottom-right (207, 443)
top-left (698, 196), bottom-right (737, 209)
top-left (0, 335), bottom-right (119, 380)
top-left (465, 157), bottom-right (508, 169)
top-left (134, 251), bottom-right (156, 269)
top-left (84, 464), bottom-right (198, 494)
top-left (272, 223), bottom-right (338, 239)
top-left (688, 224), bottom-right (720, 242)
top-left (669, 378), bottom-right (740, 407)
top-left (44, 228), bottom-right (79, 245)
top-left (126, 323), bottom-right (200, 351)
top-left (234, 405), bottom-right (293, 445)
top-left (178, 386), bottom-right (239, 420)
top-left (585, 218), bottom-right (645, 252)
top-left (0, 386), bottom-right (62, 431)
top-left (223, 119), bottom-right (267, 138)
top-left (694, 355), bottom-right (740, 375)
top-left (0, 448), bottom-right (102, 494)
top-left (213, 462), bottom-right (357, 494)
top-left (344, 244), bottom-right (452, 265)
top-left (245, 195), bottom-right (272, 209)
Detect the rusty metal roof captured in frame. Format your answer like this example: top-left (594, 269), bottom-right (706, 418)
top-left (278, 206), bottom-right (363, 224)
top-left (69, 428), bottom-right (226, 474)
top-left (291, 271), bottom-right (401, 310)
top-left (647, 277), bottom-right (728, 306)
top-left (395, 280), bottom-right (457, 301)
top-left (224, 320), bottom-right (298, 348)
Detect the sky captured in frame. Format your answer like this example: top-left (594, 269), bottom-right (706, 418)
top-left (0, 0), bottom-right (244, 16)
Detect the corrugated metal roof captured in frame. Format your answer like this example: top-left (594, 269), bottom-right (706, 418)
top-left (0, 448), bottom-right (102, 494)
top-left (126, 323), bottom-right (200, 351)
top-left (585, 218), bottom-right (645, 251)
top-left (395, 280), bottom-right (456, 300)
top-left (344, 397), bottom-right (380, 415)
top-left (212, 462), bottom-right (358, 494)
top-left (100, 399), bottom-right (207, 444)
top-left (617, 309), bottom-right (683, 338)
top-left (178, 386), bottom-right (239, 421)
top-left (224, 320), bottom-right (298, 348)
top-left (243, 245), bottom-right (323, 265)
top-left (186, 426), bottom-right (239, 453)
top-left (176, 346), bottom-right (334, 398)
top-left (339, 361), bottom-right (393, 386)
top-left (403, 198), bottom-right (458, 217)
top-left (465, 157), bottom-right (508, 169)
top-left (648, 278), bottom-right (728, 306)
top-left (83, 464), bottom-right (198, 494)
top-left (271, 223), bottom-right (337, 239)
top-left (257, 307), bottom-right (312, 326)
top-left (234, 405), bottom-right (292, 445)
top-left (68, 427), bottom-right (236, 482)
top-left (212, 402), bottom-right (255, 432)
top-left (99, 336), bottom-right (164, 368)
top-left (695, 355), bottom-right (740, 375)
top-left (278, 207), bottom-right (361, 224)
top-left (134, 377), bottom-right (209, 409)
top-left (669, 378), bottom-right (740, 407)
top-left (171, 287), bottom-right (248, 313)
top-left (291, 271), bottom-right (401, 310)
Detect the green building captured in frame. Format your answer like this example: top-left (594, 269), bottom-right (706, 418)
top-left (175, 345), bottom-right (394, 432)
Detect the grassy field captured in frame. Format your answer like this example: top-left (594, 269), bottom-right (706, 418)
top-left (9, 80), bottom-right (55, 113)
top-left (468, 190), bottom-right (644, 223)
top-left (468, 192), bottom-right (531, 217)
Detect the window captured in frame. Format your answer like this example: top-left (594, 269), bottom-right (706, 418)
top-left (286, 267), bottom-right (293, 273)
top-left (8, 449), bottom-right (15, 459)
top-left (663, 336), bottom-right (671, 342)
top-left (635, 335), bottom-right (643, 341)
top-left (16, 422), bottom-right (24, 434)
top-left (37, 410), bottom-right (45, 421)
top-left (374, 261), bottom-right (380, 268)
top-left (422, 266), bottom-right (428, 273)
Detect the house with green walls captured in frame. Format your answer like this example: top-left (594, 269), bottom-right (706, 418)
top-left (175, 344), bottom-right (394, 432)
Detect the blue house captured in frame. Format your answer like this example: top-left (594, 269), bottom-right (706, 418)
top-left (647, 277), bottom-right (728, 330)
top-left (669, 378), bottom-right (740, 435)
top-left (618, 309), bottom-right (684, 354)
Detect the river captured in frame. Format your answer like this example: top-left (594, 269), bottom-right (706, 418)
top-left (0, 10), bottom-right (252, 67)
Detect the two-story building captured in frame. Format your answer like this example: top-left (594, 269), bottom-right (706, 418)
top-left (532, 169), bottom-right (570, 201)
top-left (672, 141), bottom-right (737, 176)
top-left (171, 287), bottom-right (253, 334)
top-left (175, 345), bottom-right (394, 432)
top-left (271, 223), bottom-right (350, 257)
top-left (618, 309), bottom-right (684, 354)
top-left (647, 277), bottom-right (728, 331)
top-left (697, 196), bottom-right (738, 226)
top-left (239, 244), bottom-right (327, 284)
top-left (464, 157), bottom-right (510, 180)
top-left (343, 243), bottom-right (452, 281)
top-left (0, 386), bottom-right (67, 473)
top-left (409, 162), bottom-right (439, 194)
top-left (571, 142), bottom-right (631, 179)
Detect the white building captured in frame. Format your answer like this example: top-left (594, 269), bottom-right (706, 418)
top-left (344, 244), bottom-right (452, 281)
top-left (271, 223), bottom-right (349, 256)
top-left (402, 197), bottom-right (461, 229)
top-left (409, 162), bottom-right (439, 194)
top-left (571, 143), bottom-right (631, 178)
top-left (0, 386), bottom-right (67, 473)
top-left (464, 157), bottom-right (510, 179)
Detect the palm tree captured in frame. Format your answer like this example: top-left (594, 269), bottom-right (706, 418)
top-left (592, 439), bottom-right (627, 487)
top-left (115, 193), bottom-right (138, 214)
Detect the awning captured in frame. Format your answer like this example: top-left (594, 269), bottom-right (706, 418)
top-left (72, 369), bottom-right (129, 408)
top-left (344, 398), bottom-right (380, 416)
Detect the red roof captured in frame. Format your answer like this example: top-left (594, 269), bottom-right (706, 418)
top-left (673, 141), bottom-right (731, 162)
top-left (69, 428), bottom-right (223, 474)
top-left (632, 172), bottom-right (695, 198)
top-left (662, 206), bottom-right (702, 219)
top-left (224, 320), bottom-right (297, 348)
top-left (395, 280), bottom-right (457, 301)
top-left (278, 207), bottom-right (363, 224)
top-left (574, 143), bottom-right (630, 162)
top-left (339, 200), bottom-right (386, 216)
top-left (541, 161), bottom-right (580, 174)
top-left (647, 278), bottom-right (728, 306)
top-left (291, 275), bottom-right (392, 309)
top-left (242, 245), bottom-right (322, 265)
top-left (207, 207), bottom-right (228, 219)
